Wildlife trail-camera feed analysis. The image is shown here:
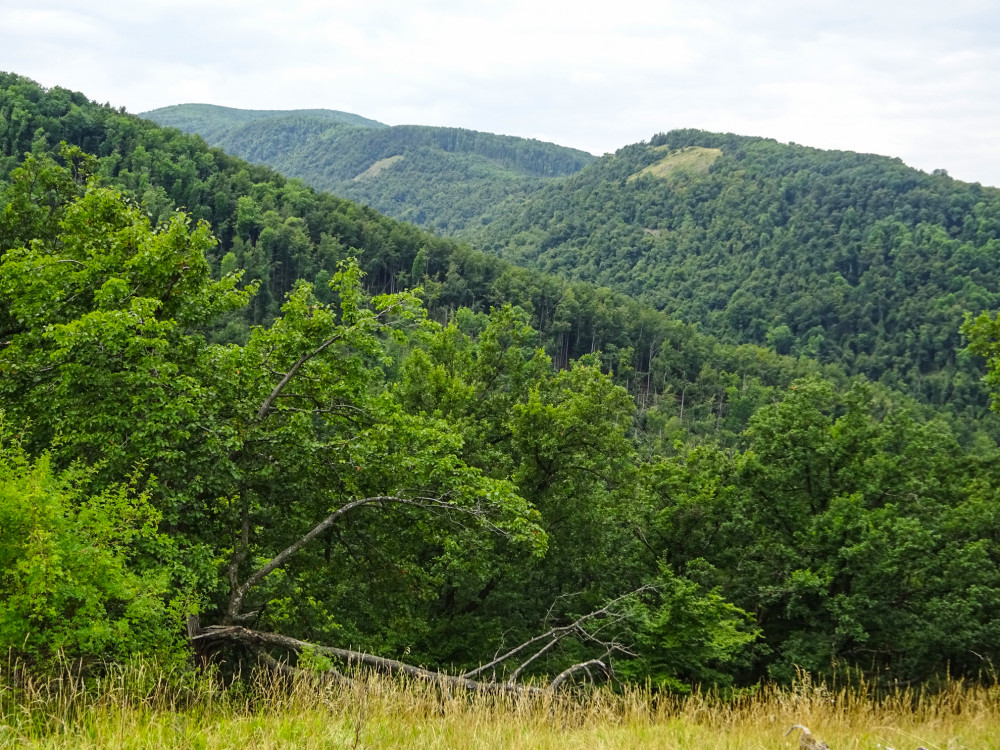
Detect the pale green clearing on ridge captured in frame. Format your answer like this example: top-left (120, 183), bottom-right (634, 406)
top-left (353, 154), bottom-right (405, 180)
top-left (629, 146), bottom-right (723, 181)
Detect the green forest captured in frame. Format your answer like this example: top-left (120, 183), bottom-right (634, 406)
top-left (156, 106), bottom-right (1000, 418)
top-left (5, 72), bottom-right (1000, 696)
top-left (143, 103), bottom-right (594, 233)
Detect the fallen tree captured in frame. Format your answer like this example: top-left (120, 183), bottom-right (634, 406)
top-left (201, 473), bottom-right (654, 693)
top-left (189, 587), bottom-right (653, 693)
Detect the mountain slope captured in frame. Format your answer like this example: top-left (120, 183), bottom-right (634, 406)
top-left (142, 102), bottom-right (387, 141)
top-left (471, 129), bottom-right (1000, 404)
top-left (141, 104), bottom-right (595, 231)
top-left (1, 72), bottom-right (846, 441)
top-left (138, 103), bottom-right (1000, 405)
top-left (5, 73), bottom-right (995, 418)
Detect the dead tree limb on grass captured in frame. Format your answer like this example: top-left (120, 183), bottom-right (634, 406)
top-left (192, 586), bottom-right (654, 694)
top-left (461, 585), bottom-right (653, 684)
top-left (210, 476), bottom-right (653, 694)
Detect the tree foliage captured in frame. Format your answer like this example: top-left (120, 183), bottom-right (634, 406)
top-left (469, 132), bottom-right (1000, 413)
top-left (0, 419), bottom-right (185, 670)
top-left (142, 105), bottom-right (594, 233)
top-left (4, 73), bottom-right (1000, 691)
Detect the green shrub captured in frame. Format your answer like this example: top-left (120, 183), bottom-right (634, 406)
top-left (0, 417), bottom-right (187, 673)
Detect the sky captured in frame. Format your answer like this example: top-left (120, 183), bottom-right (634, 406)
top-left (4, 0), bottom-right (1000, 186)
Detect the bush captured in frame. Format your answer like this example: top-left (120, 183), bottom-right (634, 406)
top-left (0, 416), bottom-right (187, 673)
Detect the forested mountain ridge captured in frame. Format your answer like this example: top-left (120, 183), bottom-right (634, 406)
top-left (141, 103), bottom-right (595, 232)
top-left (471, 129), bottom-right (1000, 404)
top-left (145, 101), bottom-right (1000, 408)
top-left (6, 72), bottom-right (1000, 690)
top-left (1, 72), bottom-right (853, 442)
top-left (139, 103), bottom-right (388, 142)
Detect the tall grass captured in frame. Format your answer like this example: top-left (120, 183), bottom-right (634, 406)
top-left (2, 659), bottom-right (998, 749)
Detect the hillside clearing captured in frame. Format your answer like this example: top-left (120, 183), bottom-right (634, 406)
top-left (353, 154), bottom-right (405, 180)
top-left (628, 146), bottom-right (723, 181)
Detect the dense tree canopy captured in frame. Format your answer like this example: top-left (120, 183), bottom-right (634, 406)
top-left (0, 153), bottom-right (752, 686)
top-left (4, 73), bottom-right (1000, 691)
top-left (470, 132), bottom-right (1000, 412)
top-left (141, 90), bottom-right (1000, 420)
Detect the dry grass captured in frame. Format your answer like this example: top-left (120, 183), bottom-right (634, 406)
top-left (629, 146), bottom-right (723, 182)
top-left (2, 662), bottom-right (998, 749)
top-left (353, 155), bottom-right (404, 181)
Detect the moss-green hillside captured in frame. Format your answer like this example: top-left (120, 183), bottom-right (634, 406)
top-left (141, 104), bottom-right (595, 232)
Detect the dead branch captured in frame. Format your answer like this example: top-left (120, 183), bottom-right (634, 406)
top-left (224, 493), bottom-right (512, 623)
top-left (191, 605), bottom-right (641, 695)
top-left (225, 495), bottom-right (390, 622)
top-left (550, 659), bottom-right (610, 691)
top-left (784, 724), bottom-right (830, 750)
top-left (461, 584), bottom-right (654, 682)
top-left (192, 625), bottom-right (543, 695)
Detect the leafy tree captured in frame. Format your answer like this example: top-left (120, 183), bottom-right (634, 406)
top-left (0, 159), bottom-right (551, 681)
top-left (618, 567), bottom-right (758, 692)
top-left (649, 377), bottom-right (1000, 682)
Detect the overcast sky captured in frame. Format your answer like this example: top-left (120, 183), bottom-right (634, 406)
top-left (5, 0), bottom-right (1000, 186)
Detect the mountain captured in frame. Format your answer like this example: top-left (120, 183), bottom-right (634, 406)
top-left (140, 102), bottom-right (388, 141)
top-left (469, 129), bottom-right (1000, 406)
top-left (152, 99), bottom-right (1000, 410)
top-left (141, 104), bottom-right (595, 232)
top-left (1, 72), bottom-right (837, 443)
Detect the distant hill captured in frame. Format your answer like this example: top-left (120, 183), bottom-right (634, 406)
top-left (470, 129), bottom-right (1000, 406)
top-left (2, 71), bottom-right (827, 440)
top-left (11, 75), bottom-right (998, 416)
top-left (141, 104), bottom-right (595, 232)
top-left (142, 103), bottom-right (387, 141)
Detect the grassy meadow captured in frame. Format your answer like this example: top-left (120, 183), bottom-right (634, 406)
top-left (2, 663), bottom-right (999, 749)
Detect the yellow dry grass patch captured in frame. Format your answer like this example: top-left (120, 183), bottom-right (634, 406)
top-left (3, 664), bottom-right (999, 749)
top-left (629, 146), bottom-right (722, 182)
top-left (353, 155), bottom-right (404, 181)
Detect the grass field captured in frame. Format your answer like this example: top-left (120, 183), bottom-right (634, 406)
top-left (2, 663), bottom-right (998, 749)
top-left (628, 146), bottom-right (723, 182)
top-left (353, 154), bottom-right (405, 181)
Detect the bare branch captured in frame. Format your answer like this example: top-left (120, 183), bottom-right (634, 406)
top-left (226, 495), bottom-right (388, 622)
top-left (192, 626), bottom-right (541, 695)
top-left (461, 585), bottom-right (655, 680)
top-left (257, 345), bottom-right (335, 421)
top-left (505, 635), bottom-right (561, 684)
top-left (550, 659), bottom-right (610, 691)
top-left (193, 625), bottom-right (625, 695)
top-left (255, 301), bottom-right (404, 422)
top-left (225, 493), bottom-right (508, 622)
